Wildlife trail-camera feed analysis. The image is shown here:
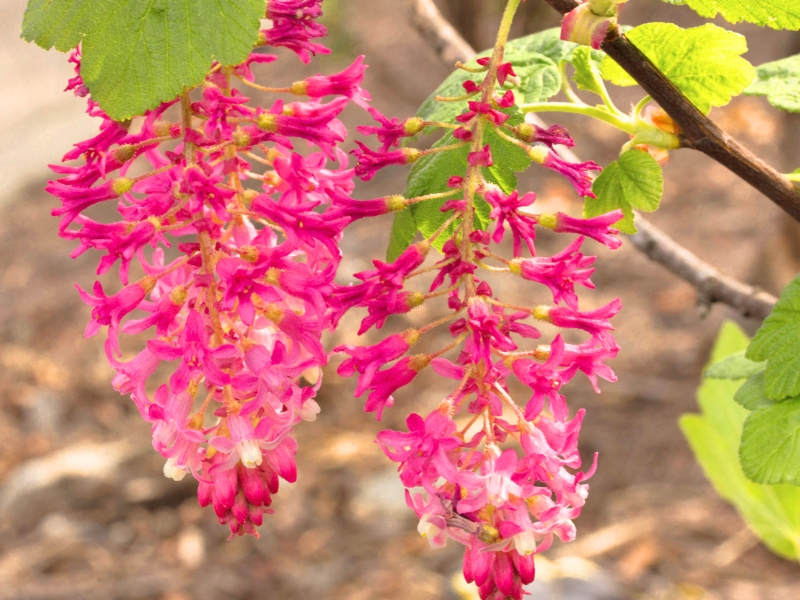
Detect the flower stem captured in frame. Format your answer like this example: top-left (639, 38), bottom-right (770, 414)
top-left (519, 102), bottom-right (635, 134)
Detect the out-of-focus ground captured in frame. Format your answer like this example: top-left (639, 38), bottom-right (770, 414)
top-left (1, 0), bottom-right (800, 599)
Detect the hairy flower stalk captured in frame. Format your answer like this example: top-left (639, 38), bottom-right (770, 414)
top-left (342, 0), bottom-right (622, 597)
top-left (49, 1), bottom-right (367, 538)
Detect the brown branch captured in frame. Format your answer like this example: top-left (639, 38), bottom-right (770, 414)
top-left (401, 0), bottom-right (777, 320)
top-left (630, 218), bottom-right (777, 320)
top-left (403, 0), bottom-right (476, 67)
top-left (544, 0), bottom-right (800, 223)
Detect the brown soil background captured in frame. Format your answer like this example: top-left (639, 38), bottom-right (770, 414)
top-left (1, 1), bottom-right (800, 599)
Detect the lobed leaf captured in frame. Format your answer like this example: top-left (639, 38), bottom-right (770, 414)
top-left (665, 0), bottom-right (800, 31)
top-left (600, 23), bottom-right (755, 114)
top-left (740, 398), bottom-right (800, 485)
top-left (745, 53), bottom-right (800, 112)
top-left (681, 321), bottom-right (800, 560)
top-left (705, 350), bottom-right (766, 380)
top-left (746, 275), bottom-right (800, 401)
top-left (21, 0), bottom-right (264, 120)
top-left (733, 372), bottom-right (773, 411)
top-left (585, 149), bottom-right (663, 234)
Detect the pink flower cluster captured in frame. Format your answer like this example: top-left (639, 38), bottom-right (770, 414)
top-left (340, 52), bottom-right (623, 598)
top-left (49, 1), bottom-right (369, 538)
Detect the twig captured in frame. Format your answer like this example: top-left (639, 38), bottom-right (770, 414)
top-left (630, 218), bottom-right (777, 320)
top-left (543, 0), bottom-right (800, 223)
top-left (403, 0), bottom-right (476, 67)
top-left (401, 0), bottom-right (777, 320)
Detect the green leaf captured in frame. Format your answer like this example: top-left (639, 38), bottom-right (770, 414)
top-left (21, 0), bottom-right (99, 52)
top-left (414, 27), bottom-right (600, 128)
top-left (22, 0), bottom-right (264, 120)
top-left (745, 54), bottom-right (800, 112)
top-left (571, 46), bottom-right (606, 96)
top-left (747, 275), bottom-right (800, 401)
top-left (666, 0), bottom-right (800, 31)
top-left (585, 149), bottom-right (663, 234)
top-left (402, 126), bottom-right (531, 253)
top-left (600, 23), bottom-right (755, 114)
top-left (511, 27), bottom-right (606, 66)
top-left (705, 350), bottom-right (766, 380)
top-left (404, 132), bottom-right (470, 252)
top-left (416, 50), bottom-right (559, 126)
top-left (734, 372), bottom-right (773, 410)
top-left (681, 321), bottom-right (800, 560)
top-left (485, 165), bottom-right (518, 195)
top-left (740, 398), bottom-right (800, 485)
top-left (386, 207), bottom-right (418, 262)
top-left (396, 110), bottom-right (531, 256)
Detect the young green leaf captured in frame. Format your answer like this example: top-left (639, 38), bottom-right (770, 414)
top-left (740, 398), bottom-right (800, 485)
top-left (746, 275), bottom-right (800, 401)
top-left (745, 54), bottom-right (800, 112)
top-left (733, 372), bottom-right (773, 411)
top-left (600, 23), bottom-right (755, 114)
top-left (681, 321), bottom-right (800, 560)
top-left (22, 0), bottom-right (264, 121)
top-left (585, 149), bottom-right (663, 234)
top-left (571, 46), bottom-right (607, 97)
top-left (664, 0), bottom-right (800, 31)
top-left (705, 350), bottom-right (766, 380)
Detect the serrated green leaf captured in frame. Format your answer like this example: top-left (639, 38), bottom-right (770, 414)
top-left (745, 54), bottom-right (800, 112)
top-left (485, 165), bottom-right (518, 194)
top-left (571, 46), bottom-right (606, 96)
top-left (747, 275), bottom-right (800, 400)
top-left (740, 398), bottom-right (800, 485)
top-left (404, 132), bottom-right (470, 251)
top-left (21, 0), bottom-right (100, 52)
top-left (585, 149), bottom-right (663, 234)
top-left (600, 23), bottom-right (755, 114)
top-left (22, 0), bottom-right (263, 120)
top-left (681, 321), bottom-right (800, 560)
top-left (705, 350), bottom-right (766, 379)
top-left (667, 0), bottom-right (800, 31)
top-left (387, 207), bottom-right (418, 262)
top-left (734, 372), bottom-right (773, 410)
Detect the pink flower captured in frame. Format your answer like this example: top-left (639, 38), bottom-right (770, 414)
top-left (297, 55), bottom-right (371, 108)
top-left (361, 355), bottom-right (430, 420)
top-left (468, 145), bottom-right (493, 167)
top-left (553, 210), bottom-right (624, 249)
top-left (546, 298), bottom-right (621, 346)
top-left (147, 311), bottom-right (238, 392)
top-left (512, 238), bottom-right (597, 309)
top-left (336, 330), bottom-right (417, 395)
top-left (484, 187), bottom-right (538, 256)
top-left (357, 107), bottom-right (423, 150)
top-left (512, 335), bottom-right (568, 421)
top-left (77, 278), bottom-right (152, 352)
top-left (496, 62), bottom-right (516, 85)
top-left (352, 142), bottom-right (420, 181)
top-left (537, 150), bottom-right (601, 197)
top-left (520, 119), bottom-right (574, 148)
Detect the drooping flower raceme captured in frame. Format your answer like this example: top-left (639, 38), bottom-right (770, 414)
top-left (49, 0), bottom-right (623, 595)
top-left (49, 1), bottom-right (368, 539)
top-left (338, 32), bottom-right (623, 600)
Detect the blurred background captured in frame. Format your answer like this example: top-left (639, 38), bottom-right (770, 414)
top-left (2, 0), bottom-right (800, 598)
